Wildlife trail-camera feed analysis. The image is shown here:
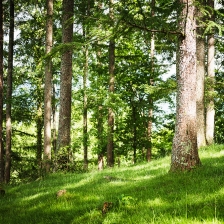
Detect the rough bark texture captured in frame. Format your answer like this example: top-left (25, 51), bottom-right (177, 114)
top-left (170, 0), bottom-right (201, 171)
top-left (196, 0), bottom-right (206, 148)
top-left (5, 0), bottom-right (14, 183)
top-left (206, 0), bottom-right (215, 145)
top-left (0, 0), bottom-right (4, 183)
top-left (107, 0), bottom-right (115, 167)
top-left (57, 0), bottom-right (74, 156)
top-left (43, 0), bottom-right (53, 173)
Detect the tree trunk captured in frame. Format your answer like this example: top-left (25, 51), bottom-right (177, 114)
top-left (36, 104), bottom-right (43, 168)
top-left (107, 0), bottom-right (115, 167)
top-left (146, 0), bottom-right (155, 162)
top-left (43, 0), bottom-right (53, 173)
top-left (132, 105), bottom-right (137, 164)
top-left (196, 0), bottom-right (206, 148)
top-left (5, 0), bottom-right (14, 183)
top-left (206, 0), bottom-right (215, 145)
top-left (83, 44), bottom-right (88, 170)
top-left (0, 0), bottom-right (4, 183)
top-left (170, 0), bottom-right (201, 171)
top-left (57, 0), bottom-right (74, 162)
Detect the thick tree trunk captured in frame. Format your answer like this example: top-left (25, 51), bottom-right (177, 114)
top-left (43, 0), bottom-right (53, 173)
top-left (57, 0), bottom-right (74, 162)
top-left (196, 0), bottom-right (206, 148)
top-left (170, 0), bottom-right (201, 171)
top-left (0, 0), bottom-right (4, 183)
top-left (5, 0), bottom-right (14, 183)
top-left (206, 0), bottom-right (215, 145)
top-left (107, 0), bottom-right (115, 167)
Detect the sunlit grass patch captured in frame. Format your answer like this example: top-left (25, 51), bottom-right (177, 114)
top-left (1, 145), bottom-right (224, 223)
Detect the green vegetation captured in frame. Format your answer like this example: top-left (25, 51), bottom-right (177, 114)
top-left (1, 145), bottom-right (224, 223)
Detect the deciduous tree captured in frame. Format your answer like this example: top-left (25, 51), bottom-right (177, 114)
top-left (170, 0), bottom-right (201, 171)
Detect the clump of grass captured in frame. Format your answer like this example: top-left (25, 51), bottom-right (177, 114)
top-left (0, 144), bottom-right (224, 223)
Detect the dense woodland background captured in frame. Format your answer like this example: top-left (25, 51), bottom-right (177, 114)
top-left (0, 0), bottom-right (224, 184)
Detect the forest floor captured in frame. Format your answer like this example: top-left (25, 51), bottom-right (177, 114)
top-left (1, 145), bottom-right (224, 224)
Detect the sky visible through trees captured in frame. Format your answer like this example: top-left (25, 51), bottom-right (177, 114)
top-left (0, 0), bottom-right (223, 183)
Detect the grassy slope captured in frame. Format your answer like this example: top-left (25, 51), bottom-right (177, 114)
top-left (1, 145), bottom-right (224, 224)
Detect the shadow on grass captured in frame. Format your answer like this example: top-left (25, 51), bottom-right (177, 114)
top-left (1, 153), bottom-right (224, 223)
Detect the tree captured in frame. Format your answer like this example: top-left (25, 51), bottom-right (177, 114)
top-left (206, 0), bottom-right (215, 145)
top-left (57, 0), bottom-right (74, 163)
top-left (146, 0), bottom-right (155, 162)
top-left (5, 0), bottom-right (14, 183)
top-left (170, 0), bottom-right (201, 171)
top-left (43, 0), bottom-right (53, 173)
top-left (107, 0), bottom-right (115, 167)
top-left (0, 0), bottom-right (4, 183)
top-left (196, 0), bottom-right (206, 148)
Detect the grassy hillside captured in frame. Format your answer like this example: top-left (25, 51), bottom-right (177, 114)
top-left (1, 145), bottom-right (224, 224)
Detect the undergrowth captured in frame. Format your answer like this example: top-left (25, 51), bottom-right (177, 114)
top-left (0, 144), bottom-right (224, 223)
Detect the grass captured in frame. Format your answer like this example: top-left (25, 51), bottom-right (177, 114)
top-left (1, 145), bottom-right (224, 223)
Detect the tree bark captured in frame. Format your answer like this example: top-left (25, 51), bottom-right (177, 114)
top-left (206, 0), bottom-right (215, 145)
top-left (5, 0), bottom-right (14, 183)
top-left (83, 44), bottom-right (88, 170)
top-left (107, 0), bottom-right (115, 167)
top-left (0, 0), bottom-right (4, 183)
top-left (43, 0), bottom-right (53, 173)
top-left (146, 0), bottom-right (155, 162)
top-left (57, 0), bottom-right (74, 162)
top-left (83, 0), bottom-right (91, 170)
top-left (196, 0), bottom-right (206, 148)
top-left (170, 0), bottom-right (201, 171)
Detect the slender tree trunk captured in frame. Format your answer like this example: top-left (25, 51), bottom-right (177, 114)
top-left (52, 83), bottom-right (57, 154)
top-left (0, 0), bottom-right (4, 183)
top-left (5, 0), bottom-right (14, 183)
top-left (83, 1), bottom-right (90, 170)
top-left (96, 2), bottom-right (105, 171)
top-left (196, 0), bottom-right (206, 148)
top-left (132, 105), bottom-right (137, 164)
top-left (107, 0), bottom-right (115, 167)
top-left (146, 0), bottom-right (155, 162)
top-left (206, 0), bottom-right (215, 145)
top-left (83, 44), bottom-right (88, 170)
top-left (43, 0), bottom-right (53, 173)
top-left (36, 104), bottom-right (43, 167)
top-left (170, 0), bottom-right (201, 171)
top-left (57, 0), bottom-right (74, 162)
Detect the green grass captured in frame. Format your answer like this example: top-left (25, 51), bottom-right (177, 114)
top-left (1, 145), bottom-right (224, 224)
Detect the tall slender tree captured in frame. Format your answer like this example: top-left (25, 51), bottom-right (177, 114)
top-left (206, 0), bottom-right (215, 145)
top-left (43, 0), bottom-right (53, 173)
top-left (196, 0), bottom-right (206, 148)
top-left (0, 0), bottom-right (4, 183)
top-left (170, 0), bottom-right (201, 171)
top-left (146, 0), bottom-right (155, 162)
top-left (5, 0), bottom-right (14, 183)
top-left (107, 0), bottom-right (115, 167)
top-left (57, 0), bottom-right (74, 162)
